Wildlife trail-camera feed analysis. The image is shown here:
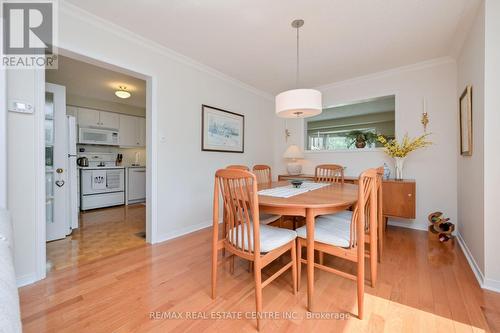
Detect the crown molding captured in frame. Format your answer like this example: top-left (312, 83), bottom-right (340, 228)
top-left (59, 2), bottom-right (273, 101)
top-left (315, 56), bottom-right (457, 91)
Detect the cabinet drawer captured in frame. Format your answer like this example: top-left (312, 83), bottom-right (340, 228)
top-left (382, 181), bottom-right (415, 219)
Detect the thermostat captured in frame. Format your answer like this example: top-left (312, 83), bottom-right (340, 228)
top-left (8, 100), bottom-right (34, 114)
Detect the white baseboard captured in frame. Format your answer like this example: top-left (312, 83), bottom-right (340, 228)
top-left (154, 220), bottom-right (213, 244)
top-left (483, 277), bottom-right (500, 293)
top-left (456, 231), bottom-right (486, 287)
top-left (16, 273), bottom-right (38, 288)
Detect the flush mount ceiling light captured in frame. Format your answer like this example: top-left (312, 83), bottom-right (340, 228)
top-left (275, 19), bottom-right (322, 118)
top-left (115, 86), bottom-right (131, 99)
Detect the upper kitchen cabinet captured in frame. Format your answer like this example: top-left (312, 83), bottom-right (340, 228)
top-left (99, 111), bottom-right (120, 129)
top-left (77, 107), bottom-right (119, 130)
top-left (119, 114), bottom-right (146, 147)
top-left (66, 105), bottom-right (78, 118)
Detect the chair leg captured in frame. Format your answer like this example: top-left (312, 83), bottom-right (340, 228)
top-left (357, 256), bottom-right (365, 320)
top-left (319, 251), bottom-right (324, 265)
top-left (291, 240), bottom-right (297, 295)
top-left (296, 239), bottom-right (302, 292)
top-left (254, 259), bottom-right (263, 331)
top-left (230, 255), bottom-right (235, 274)
top-left (248, 261), bottom-right (253, 272)
top-left (370, 241), bottom-right (377, 288)
top-left (211, 245), bottom-right (218, 300)
top-left (378, 221), bottom-right (384, 263)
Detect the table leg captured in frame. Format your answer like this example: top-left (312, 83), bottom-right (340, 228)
top-left (306, 208), bottom-right (315, 311)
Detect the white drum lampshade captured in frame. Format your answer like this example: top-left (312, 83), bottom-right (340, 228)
top-left (283, 145), bottom-right (304, 175)
top-left (275, 89), bottom-right (322, 118)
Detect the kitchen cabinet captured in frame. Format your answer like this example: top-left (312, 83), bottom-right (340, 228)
top-left (66, 105), bottom-right (78, 118)
top-left (126, 167), bottom-right (146, 203)
top-left (99, 111), bottom-right (120, 129)
top-left (138, 117), bottom-right (146, 146)
top-left (77, 107), bottom-right (119, 130)
top-left (119, 114), bottom-right (146, 147)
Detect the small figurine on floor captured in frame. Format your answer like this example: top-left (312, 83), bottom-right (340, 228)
top-left (428, 211), bottom-right (455, 242)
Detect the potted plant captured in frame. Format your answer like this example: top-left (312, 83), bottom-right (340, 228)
top-left (377, 133), bottom-right (432, 180)
top-left (346, 130), bottom-right (378, 148)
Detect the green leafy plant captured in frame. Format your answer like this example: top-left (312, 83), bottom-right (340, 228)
top-left (346, 130), bottom-right (378, 148)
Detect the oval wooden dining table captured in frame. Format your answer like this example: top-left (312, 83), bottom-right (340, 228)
top-left (258, 181), bottom-right (359, 311)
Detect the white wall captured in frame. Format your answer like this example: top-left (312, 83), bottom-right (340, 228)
top-left (483, 0), bottom-right (500, 289)
top-left (7, 2), bottom-right (274, 284)
top-left (0, 68), bottom-right (6, 209)
top-left (456, 2), bottom-right (485, 276)
top-left (6, 69), bottom-right (43, 285)
top-left (274, 59), bottom-right (458, 231)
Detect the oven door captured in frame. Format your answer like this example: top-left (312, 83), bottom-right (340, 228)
top-left (79, 127), bottom-right (119, 146)
top-left (81, 169), bottom-right (124, 195)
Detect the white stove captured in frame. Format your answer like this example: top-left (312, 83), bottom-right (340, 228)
top-left (79, 153), bottom-right (125, 210)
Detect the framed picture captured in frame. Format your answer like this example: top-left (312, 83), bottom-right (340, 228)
top-left (459, 85), bottom-right (472, 156)
top-left (202, 105), bottom-right (244, 153)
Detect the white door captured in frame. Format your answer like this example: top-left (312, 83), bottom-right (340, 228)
top-left (77, 108), bottom-right (100, 128)
top-left (45, 83), bottom-right (69, 241)
top-left (118, 114), bottom-right (137, 146)
top-left (99, 111), bottom-right (120, 129)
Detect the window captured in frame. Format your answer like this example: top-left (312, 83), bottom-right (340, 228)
top-left (305, 95), bottom-right (395, 151)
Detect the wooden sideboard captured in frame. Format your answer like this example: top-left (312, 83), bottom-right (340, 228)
top-left (277, 174), bottom-right (416, 221)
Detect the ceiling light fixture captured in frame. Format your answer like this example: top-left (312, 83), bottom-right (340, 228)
top-left (275, 19), bottom-right (322, 118)
top-left (115, 86), bottom-right (131, 99)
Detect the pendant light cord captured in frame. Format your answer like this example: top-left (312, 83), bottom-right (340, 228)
top-left (296, 25), bottom-right (300, 88)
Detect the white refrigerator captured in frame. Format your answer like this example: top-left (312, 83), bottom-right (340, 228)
top-left (67, 115), bottom-right (78, 231)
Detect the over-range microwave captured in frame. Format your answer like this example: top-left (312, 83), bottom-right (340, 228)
top-left (78, 127), bottom-right (119, 146)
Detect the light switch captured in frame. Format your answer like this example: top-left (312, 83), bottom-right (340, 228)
top-left (8, 100), bottom-right (34, 114)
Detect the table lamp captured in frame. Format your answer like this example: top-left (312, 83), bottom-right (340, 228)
top-left (283, 145), bottom-right (304, 175)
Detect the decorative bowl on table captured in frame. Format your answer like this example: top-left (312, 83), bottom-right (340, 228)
top-left (290, 180), bottom-right (303, 188)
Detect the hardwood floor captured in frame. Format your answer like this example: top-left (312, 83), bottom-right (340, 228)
top-left (21, 225), bottom-right (500, 332)
top-left (46, 204), bottom-right (146, 272)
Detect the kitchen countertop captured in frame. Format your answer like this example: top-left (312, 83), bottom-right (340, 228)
top-left (78, 165), bottom-right (146, 170)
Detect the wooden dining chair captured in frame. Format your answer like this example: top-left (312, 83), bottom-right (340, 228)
top-left (314, 164), bottom-right (345, 184)
top-left (295, 168), bottom-right (378, 319)
top-left (226, 164), bottom-right (249, 171)
top-left (315, 166), bottom-right (384, 287)
top-left (252, 165), bottom-right (282, 227)
top-left (211, 169), bottom-right (297, 330)
top-left (252, 165), bottom-right (272, 184)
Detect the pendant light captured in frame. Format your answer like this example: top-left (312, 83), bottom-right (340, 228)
top-left (275, 19), bottom-right (322, 118)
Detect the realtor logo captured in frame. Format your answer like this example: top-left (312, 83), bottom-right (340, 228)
top-left (2, 1), bottom-right (58, 68)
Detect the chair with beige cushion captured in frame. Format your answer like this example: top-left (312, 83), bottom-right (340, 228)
top-left (295, 168), bottom-right (378, 319)
top-left (314, 164), bottom-right (345, 184)
top-left (314, 166), bottom-right (384, 286)
top-left (252, 165), bottom-right (282, 226)
top-left (211, 169), bottom-right (297, 330)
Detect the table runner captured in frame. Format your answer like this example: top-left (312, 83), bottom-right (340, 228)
top-left (258, 182), bottom-right (329, 198)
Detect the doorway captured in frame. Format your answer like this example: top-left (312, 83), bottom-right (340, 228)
top-left (41, 52), bottom-right (154, 273)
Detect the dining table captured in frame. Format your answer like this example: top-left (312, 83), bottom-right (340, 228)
top-left (258, 180), bottom-right (359, 311)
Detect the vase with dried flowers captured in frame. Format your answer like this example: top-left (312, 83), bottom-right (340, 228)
top-left (377, 133), bottom-right (432, 180)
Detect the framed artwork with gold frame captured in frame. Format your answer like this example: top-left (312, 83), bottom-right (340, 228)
top-left (459, 85), bottom-right (472, 156)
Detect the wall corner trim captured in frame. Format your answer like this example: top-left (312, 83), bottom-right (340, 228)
top-left (59, 2), bottom-right (273, 101)
top-left (315, 56), bottom-right (457, 91)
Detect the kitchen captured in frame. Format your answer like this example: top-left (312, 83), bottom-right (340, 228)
top-left (44, 55), bottom-right (147, 271)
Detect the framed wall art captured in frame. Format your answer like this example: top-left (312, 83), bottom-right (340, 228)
top-left (202, 105), bottom-right (244, 153)
top-left (459, 85), bottom-right (472, 156)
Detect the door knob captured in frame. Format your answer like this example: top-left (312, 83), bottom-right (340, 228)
top-left (56, 168), bottom-right (64, 174)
